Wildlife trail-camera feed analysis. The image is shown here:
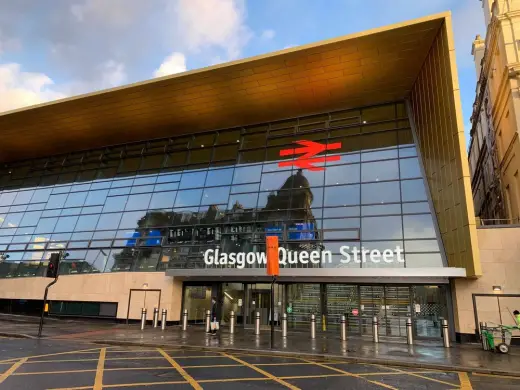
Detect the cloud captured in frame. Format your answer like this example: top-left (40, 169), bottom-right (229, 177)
top-left (0, 0), bottom-right (254, 112)
top-left (154, 52), bottom-right (187, 77)
top-left (261, 29), bottom-right (276, 40)
top-left (166, 0), bottom-right (252, 60)
top-left (0, 63), bottom-right (67, 113)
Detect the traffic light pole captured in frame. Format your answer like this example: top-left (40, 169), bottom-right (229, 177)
top-left (38, 276), bottom-right (59, 338)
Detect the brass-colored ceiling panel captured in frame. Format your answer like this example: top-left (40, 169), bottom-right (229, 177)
top-left (0, 14), bottom-right (446, 163)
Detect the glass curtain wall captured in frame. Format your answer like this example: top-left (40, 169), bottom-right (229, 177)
top-left (0, 101), bottom-right (444, 277)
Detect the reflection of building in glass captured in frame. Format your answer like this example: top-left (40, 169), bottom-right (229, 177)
top-left (110, 169), bottom-right (321, 270)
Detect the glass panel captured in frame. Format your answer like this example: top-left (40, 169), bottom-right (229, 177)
top-left (74, 214), bottom-right (100, 231)
top-left (325, 164), bottom-right (360, 185)
top-left (201, 187), bottom-right (230, 206)
top-left (403, 214), bottom-right (436, 239)
top-left (405, 253), bottom-right (443, 267)
top-left (149, 191), bottom-right (176, 209)
top-left (205, 168), bottom-right (234, 187)
top-left (54, 216), bottom-right (78, 233)
top-left (232, 165), bottom-right (262, 184)
top-left (361, 216), bottom-right (403, 240)
top-left (361, 182), bottom-right (400, 204)
top-left (324, 185), bottom-right (360, 207)
top-left (46, 194), bottom-right (68, 209)
top-left (103, 196), bottom-right (127, 212)
top-left (175, 189), bottom-right (203, 207)
top-left (399, 158), bottom-right (422, 179)
top-left (179, 171), bottom-right (207, 189)
top-left (361, 160), bottom-right (399, 182)
top-left (125, 193), bottom-right (152, 211)
top-left (401, 179), bottom-right (427, 202)
top-left (405, 239), bottom-right (440, 253)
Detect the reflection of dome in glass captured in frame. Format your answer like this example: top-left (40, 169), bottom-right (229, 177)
top-left (280, 169), bottom-right (310, 191)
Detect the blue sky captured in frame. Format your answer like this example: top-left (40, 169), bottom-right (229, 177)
top-left (0, 0), bottom-right (485, 140)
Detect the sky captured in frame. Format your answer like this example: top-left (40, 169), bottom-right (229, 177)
top-left (0, 0), bottom-right (485, 139)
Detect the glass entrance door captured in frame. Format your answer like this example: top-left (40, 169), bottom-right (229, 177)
top-left (245, 283), bottom-right (283, 326)
top-left (412, 285), bottom-right (448, 338)
top-left (183, 285), bottom-right (212, 324)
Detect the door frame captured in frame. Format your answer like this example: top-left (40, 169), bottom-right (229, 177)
top-left (126, 288), bottom-right (161, 324)
top-left (472, 293), bottom-right (520, 334)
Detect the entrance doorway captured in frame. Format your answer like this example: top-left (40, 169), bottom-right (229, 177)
top-left (246, 283), bottom-right (283, 326)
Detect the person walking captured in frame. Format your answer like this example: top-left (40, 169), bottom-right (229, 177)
top-left (210, 296), bottom-right (219, 335)
top-left (514, 310), bottom-right (520, 326)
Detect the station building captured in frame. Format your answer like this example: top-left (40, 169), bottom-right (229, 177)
top-left (0, 13), bottom-right (488, 342)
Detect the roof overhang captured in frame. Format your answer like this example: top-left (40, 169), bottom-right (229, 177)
top-left (0, 13), bottom-right (449, 163)
top-left (166, 267), bottom-right (466, 284)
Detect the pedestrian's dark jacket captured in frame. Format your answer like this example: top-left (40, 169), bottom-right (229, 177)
top-left (210, 301), bottom-right (217, 321)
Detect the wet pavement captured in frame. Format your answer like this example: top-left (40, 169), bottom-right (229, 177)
top-left (1, 338), bottom-right (520, 389)
top-left (1, 317), bottom-right (520, 378)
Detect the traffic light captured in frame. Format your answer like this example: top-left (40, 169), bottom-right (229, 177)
top-left (46, 253), bottom-right (60, 278)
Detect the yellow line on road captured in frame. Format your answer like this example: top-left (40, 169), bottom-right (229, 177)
top-left (198, 377), bottom-right (273, 383)
top-left (94, 348), bottom-right (106, 390)
top-left (472, 372), bottom-right (520, 380)
top-left (26, 356), bottom-right (165, 363)
top-left (222, 352), bottom-right (300, 390)
top-left (103, 380), bottom-right (187, 388)
top-left (280, 373), bottom-right (350, 379)
top-left (459, 372), bottom-right (473, 389)
top-left (0, 347), bottom-right (103, 364)
top-left (158, 348), bottom-right (203, 390)
top-left (14, 369), bottom-right (97, 376)
top-left (0, 358), bottom-right (28, 384)
top-left (302, 359), bottom-right (398, 390)
top-left (375, 364), bottom-right (459, 387)
top-left (256, 362), bottom-right (317, 366)
top-left (182, 364), bottom-right (243, 369)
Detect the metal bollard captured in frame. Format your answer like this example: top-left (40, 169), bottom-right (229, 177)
top-left (254, 311), bottom-right (260, 335)
top-left (310, 314), bottom-right (316, 339)
top-left (406, 317), bottom-right (413, 345)
top-left (229, 311), bottom-right (235, 334)
top-left (282, 313), bottom-right (287, 338)
top-left (182, 309), bottom-right (188, 331)
top-left (205, 310), bottom-right (211, 333)
top-left (442, 319), bottom-right (450, 348)
top-left (340, 315), bottom-right (347, 341)
top-left (372, 316), bottom-right (379, 343)
top-left (140, 308), bottom-right (147, 331)
top-left (153, 308), bottom-right (159, 328)
top-left (161, 309), bottom-right (167, 330)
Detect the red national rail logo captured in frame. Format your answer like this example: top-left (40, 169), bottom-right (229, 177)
top-left (278, 140), bottom-right (341, 171)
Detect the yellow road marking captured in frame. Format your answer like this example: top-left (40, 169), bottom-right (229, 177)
top-left (280, 373), bottom-right (351, 379)
top-left (255, 362), bottom-right (317, 366)
top-left (0, 347), bottom-right (103, 364)
top-left (459, 372), bottom-right (473, 389)
top-left (375, 364), bottom-right (459, 387)
top-left (0, 358), bottom-right (27, 384)
top-left (106, 349), bottom-right (159, 353)
top-left (14, 369), bottom-right (97, 376)
top-left (222, 352), bottom-right (300, 390)
top-left (182, 364), bottom-right (243, 369)
top-left (302, 359), bottom-right (398, 390)
top-left (158, 348), bottom-right (203, 390)
top-left (167, 355), bottom-right (224, 359)
top-left (472, 372), bottom-right (520, 380)
top-left (94, 348), bottom-right (106, 390)
top-left (26, 356), bottom-right (165, 363)
top-left (103, 380), bottom-right (187, 388)
top-left (198, 377), bottom-right (273, 383)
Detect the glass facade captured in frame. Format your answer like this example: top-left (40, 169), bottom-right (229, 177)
top-left (0, 101), bottom-right (444, 277)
